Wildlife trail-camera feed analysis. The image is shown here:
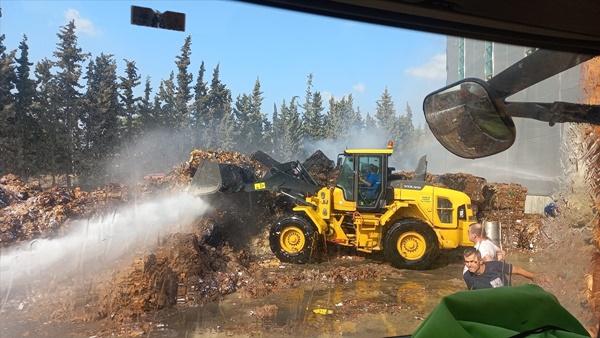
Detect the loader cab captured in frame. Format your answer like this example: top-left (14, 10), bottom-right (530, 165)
top-left (336, 148), bottom-right (392, 210)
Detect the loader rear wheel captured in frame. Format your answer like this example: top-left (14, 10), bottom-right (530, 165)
top-left (384, 218), bottom-right (439, 270)
top-left (270, 215), bottom-right (317, 264)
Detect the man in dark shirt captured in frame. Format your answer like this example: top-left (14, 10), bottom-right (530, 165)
top-left (463, 248), bottom-right (537, 290)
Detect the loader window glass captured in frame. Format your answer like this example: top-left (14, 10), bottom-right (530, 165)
top-left (358, 155), bottom-right (382, 205)
top-left (437, 197), bottom-right (453, 223)
top-left (337, 156), bottom-right (355, 201)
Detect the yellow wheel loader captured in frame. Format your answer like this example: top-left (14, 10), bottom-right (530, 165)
top-left (190, 142), bottom-right (475, 270)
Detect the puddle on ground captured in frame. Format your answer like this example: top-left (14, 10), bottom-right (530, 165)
top-left (1, 249), bottom-right (593, 338)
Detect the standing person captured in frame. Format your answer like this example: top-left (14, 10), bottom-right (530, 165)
top-left (468, 222), bottom-right (503, 261)
top-left (463, 248), bottom-right (538, 290)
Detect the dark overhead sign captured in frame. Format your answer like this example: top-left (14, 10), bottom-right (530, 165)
top-left (130, 5), bottom-right (186, 32)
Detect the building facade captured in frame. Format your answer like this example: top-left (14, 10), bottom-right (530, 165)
top-left (431, 37), bottom-right (583, 196)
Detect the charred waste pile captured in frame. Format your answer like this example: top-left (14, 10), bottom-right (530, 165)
top-left (0, 148), bottom-right (546, 329)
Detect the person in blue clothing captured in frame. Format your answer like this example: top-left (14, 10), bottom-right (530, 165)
top-left (359, 164), bottom-right (381, 198)
top-left (544, 200), bottom-right (559, 217)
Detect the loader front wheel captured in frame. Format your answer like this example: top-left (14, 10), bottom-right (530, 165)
top-left (270, 215), bottom-right (317, 264)
top-left (384, 218), bottom-right (439, 270)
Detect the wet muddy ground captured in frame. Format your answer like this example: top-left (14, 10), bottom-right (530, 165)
top-left (2, 232), bottom-right (595, 338)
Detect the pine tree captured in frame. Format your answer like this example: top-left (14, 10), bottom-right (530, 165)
top-left (375, 87), bottom-right (397, 142)
top-left (53, 20), bottom-right (89, 187)
top-left (0, 35), bottom-right (17, 175)
top-left (277, 97), bottom-right (303, 160)
top-left (205, 64), bottom-right (232, 149)
top-left (302, 73), bottom-right (325, 141)
top-left (82, 53), bottom-right (120, 185)
top-left (364, 112), bottom-right (377, 131)
top-left (191, 61), bottom-right (209, 142)
top-left (12, 35), bottom-right (38, 178)
top-left (32, 58), bottom-right (60, 184)
top-left (324, 95), bottom-right (357, 142)
top-left (395, 102), bottom-right (416, 155)
top-left (137, 76), bottom-right (155, 133)
top-left (248, 78), bottom-right (265, 151)
top-left (233, 78), bottom-right (265, 153)
top-left (174, 35), bottom-right (193, 132)
top-left (215, 110), bottom-right (237, 151)
top-left (156, 72), bottom-right (176, 130)
top-left (233, 93), bottom-right (251, 152)
top-left (118, 59), bottom-right (141, 141)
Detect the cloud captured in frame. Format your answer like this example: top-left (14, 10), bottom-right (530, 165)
top-left (353, 82), bottom-right (366, 93)
top-left (64, 9), bottom-right (101, 36)
top-left (405, 54), bottom-right (446, 80)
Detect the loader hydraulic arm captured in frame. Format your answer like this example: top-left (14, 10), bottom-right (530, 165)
top-left (245, 161), bottom-right (322, 197)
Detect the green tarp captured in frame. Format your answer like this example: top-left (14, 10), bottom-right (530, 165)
top-left (411, 284), bottom-right (590, 338)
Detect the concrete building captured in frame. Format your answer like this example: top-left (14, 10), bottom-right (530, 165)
top-left (425, 37), bottom-right (583, 205)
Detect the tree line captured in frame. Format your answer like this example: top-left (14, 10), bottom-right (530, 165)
top-left (0, 21), bottom-right (428, 188)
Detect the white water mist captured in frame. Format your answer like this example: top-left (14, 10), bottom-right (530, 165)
top-left (0, 192), bottom-right (211, 296)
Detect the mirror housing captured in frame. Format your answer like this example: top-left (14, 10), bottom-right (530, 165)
top-left (423, 78), bottom-right (516, 159)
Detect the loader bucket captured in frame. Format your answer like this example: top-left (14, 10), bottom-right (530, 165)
top-left (189, 158), bottom-right (258, 195)
top-left (189, 158), bottom-right (223, 195)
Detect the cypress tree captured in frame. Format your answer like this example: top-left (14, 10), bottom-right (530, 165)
top-left (118, 59), bottom-right (141, 140)
top-left (33, 58), bottom-right (60, 184)
top-left (191, 61), bottom-right (209, 142)
top-left (53, 20), bottom-right (89, 187)
top-left (138, 76), bottom-right (156, 133)
top-left (302, 73), bottom-right (325, 141)
top-left (82, 53), bottom-right (120, 185)
top-left (248, 78), bottom-right (265, 151)
top-left (13, 35), bottom-right (37, 178)
top-left (174, 36), bottom-right (193, 132)
top-left (206, 64), bottom-right (232, 149)
top-left (375, 87), bottom-right (397, 142)
top-left (277, 97), bottom-right (303, 160)
top-left (0, 35), bottom-right (17, 175)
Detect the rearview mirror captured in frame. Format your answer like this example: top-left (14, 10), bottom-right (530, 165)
top-left (423, 78), bottom-right (516, 159)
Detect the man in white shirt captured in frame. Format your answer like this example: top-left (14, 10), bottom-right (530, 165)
top-left (468, 222), bottom-right (503, 261)
top-left (463, 222), bottom-right (504, 274)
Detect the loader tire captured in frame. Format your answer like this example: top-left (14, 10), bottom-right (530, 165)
top-left (270, 215), bottom-right (317, 264)
top-left (384, 218), bottom-right (439, 270)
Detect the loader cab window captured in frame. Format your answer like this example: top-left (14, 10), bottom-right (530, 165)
top-left (358, 156), bottom-right (382, 206)
top-left (337, 155), bottom-right (355, 201)
top-left (437, 197), bottom-right (453, 223)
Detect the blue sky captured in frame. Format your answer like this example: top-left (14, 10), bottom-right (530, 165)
top-left (1, 0), bottom-right (447, 127)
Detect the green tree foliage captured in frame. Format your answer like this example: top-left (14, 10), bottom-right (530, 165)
top-left (0, 34), bottom-right (17, 175)
top-left (174, 35), bottom-right (193, 132)
top-left (53, 20), bottom-right (89, 187)
top-left (364, 112), bottom-right (377, 131)
top-left (12, 35), bottom-right (38, 178)
top-left (82, 53), bottom-right (120, 184)
top-left (138, 76), bottom-right (156, 133)
top-left (118, 59), bottom-right (141, 140)
top-left (302, 73), bottom-right (325, 141)
top-left (32, 58), bottom-right (59, 184)
top-left (204, 64), bottom-right (232, 149)
top-left (324, 95), bottom-right (359, 142)
top-left (233, 78), bottom-right (265, 153)
top-left (275, 97), bottom-right (303, 160)
top-left (375, 87), bottom-right (397, 142)
top-left (155, 72), bottom-right (177, 130)
top-left (191, 61), bottom-right (209, 138)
